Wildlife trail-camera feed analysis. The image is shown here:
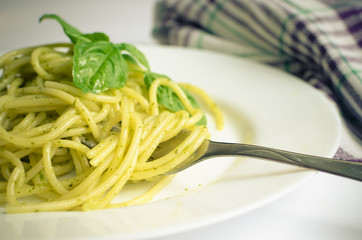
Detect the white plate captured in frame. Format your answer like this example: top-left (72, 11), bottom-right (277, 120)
top-left (0, 45), bottom-right (341, 240)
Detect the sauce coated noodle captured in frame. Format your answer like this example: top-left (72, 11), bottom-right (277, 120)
top-left (0, 44), bottom-right (223, 213)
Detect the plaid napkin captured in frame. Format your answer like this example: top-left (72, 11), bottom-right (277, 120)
top-left (152, 0), bottom-right (362, 146)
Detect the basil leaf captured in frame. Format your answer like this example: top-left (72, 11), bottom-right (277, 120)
top-left (144, 72), bottom-right (207, 125)
top-left (144, 72), bottom-right (169, 89)
top-left (39, 14), bottom-right (88, 44)
top-left (39, 14), bottom-right (109, 44)
top-left (143, 72), bottom-right (188, 112)
top-left (82, 32), bottom-right (110, 42)
top-left (117, 43), bottom-right (150, 71)
top-left (73, 41), bottom-right (127, 93)
top-left (181, 86), bottom-right (207, 125)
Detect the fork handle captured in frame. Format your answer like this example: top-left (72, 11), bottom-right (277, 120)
top-left (207, 141), bottom-right (362, 181)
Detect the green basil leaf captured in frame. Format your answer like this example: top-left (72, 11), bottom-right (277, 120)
top-left (39, 14), bottom-right (109, 44)
top-left (122, 54), bottom-right (138, 66)
top-left (144, 72), bottom-right (169, 89)
top-left (117, 43), bottom-right (150, 71)
top-left (73, 41), bottom-right (127, 93)
top-left (39, 14), bottom-right (88, 44)
top-left (82, 32), bottom-right (110, 42)
top-left (181, 86), bottom-right (207, 126)
top-left (144, 72), bottom-right (207, 125)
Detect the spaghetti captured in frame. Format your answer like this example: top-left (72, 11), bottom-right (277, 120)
top-left (0, 43), bottom-right (223, 213)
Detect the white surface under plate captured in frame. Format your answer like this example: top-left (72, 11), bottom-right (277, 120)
top-left (0, 45), bottom-right (341, 240)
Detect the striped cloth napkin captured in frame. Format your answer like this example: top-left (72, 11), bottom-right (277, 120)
top-left (152, 0), bottom-right (362, 161)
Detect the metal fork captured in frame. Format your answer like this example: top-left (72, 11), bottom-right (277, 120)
top-left (155, 132), bottom-right (362, 181)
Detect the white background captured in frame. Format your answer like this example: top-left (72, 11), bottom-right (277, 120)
top-left (1, 0), bottom-right (362, 239)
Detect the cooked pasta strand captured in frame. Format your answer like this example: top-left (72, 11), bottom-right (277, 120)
top-left (0, 44), bottom-right (223, 213)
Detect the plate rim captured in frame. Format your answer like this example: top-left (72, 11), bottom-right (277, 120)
top-left (0, 44), bottom-right (342, 240)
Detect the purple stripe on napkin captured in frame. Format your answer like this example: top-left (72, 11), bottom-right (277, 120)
top-left (153, 0), bottom-right (362, 141)
top-left (334, 148), bottom-right (362, 163)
